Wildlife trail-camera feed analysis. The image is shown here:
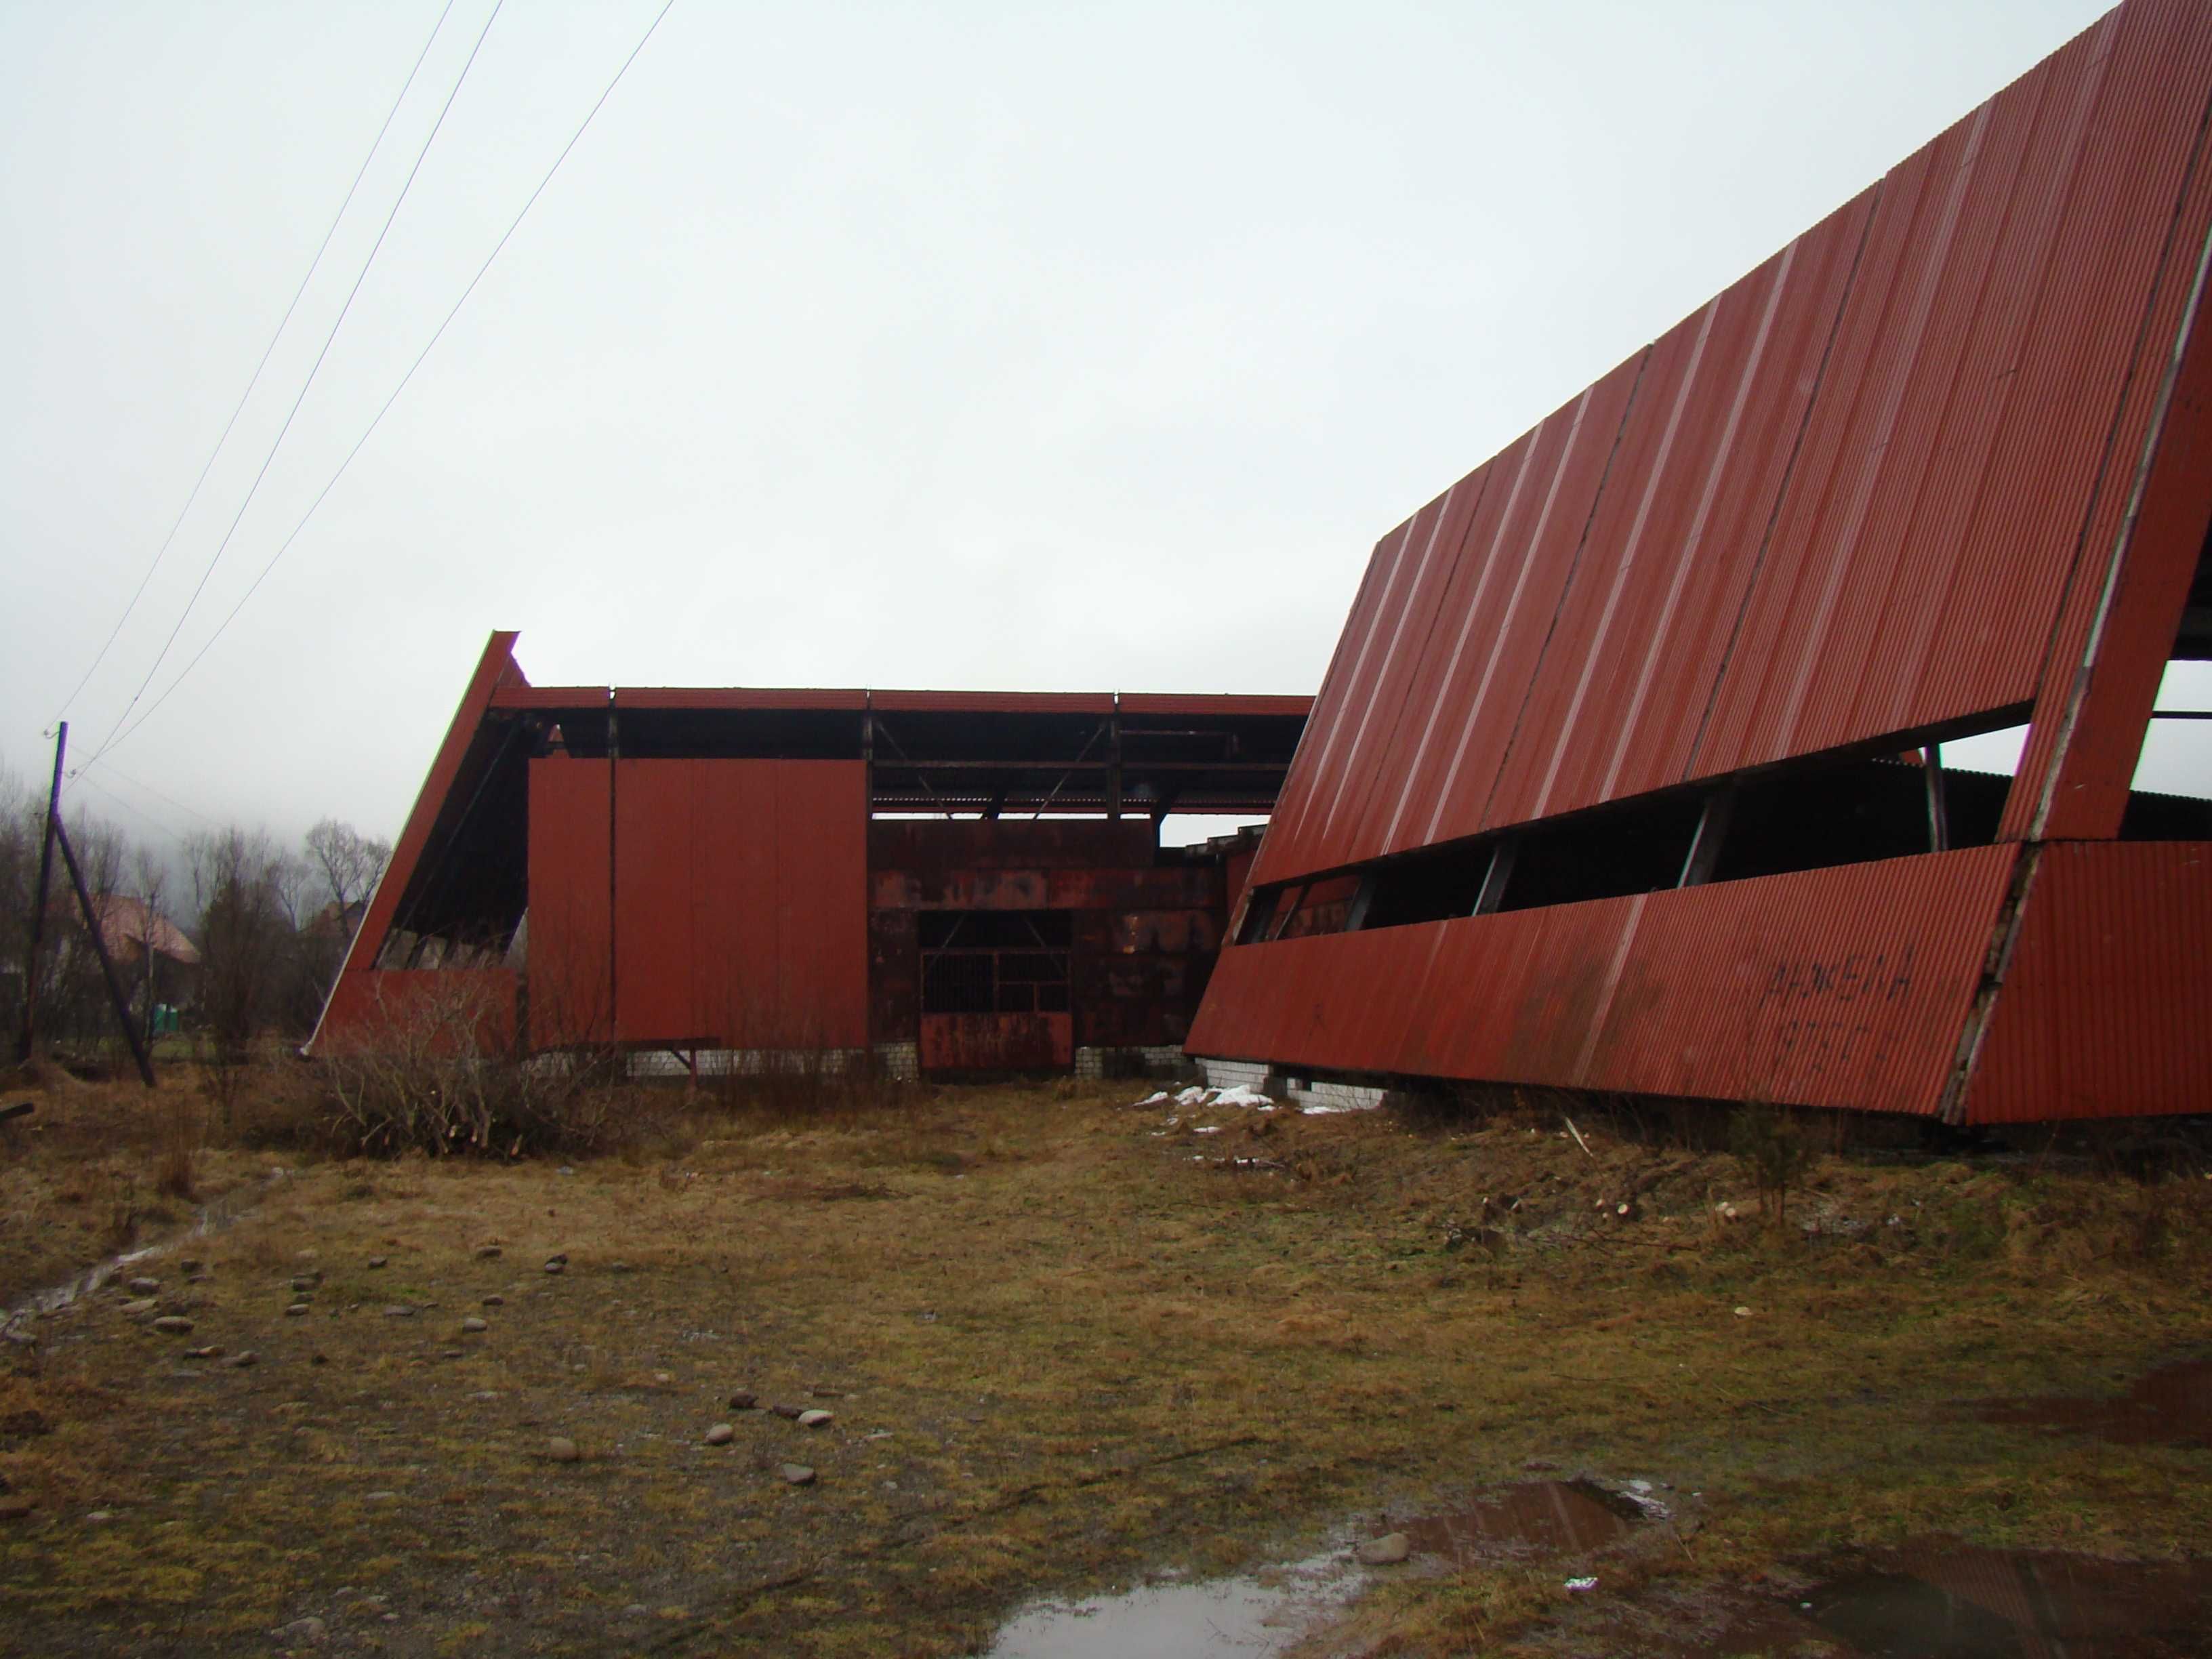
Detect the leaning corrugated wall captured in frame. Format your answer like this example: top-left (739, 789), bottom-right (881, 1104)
top-left (1192, 0), bottom-right (2212, 1122)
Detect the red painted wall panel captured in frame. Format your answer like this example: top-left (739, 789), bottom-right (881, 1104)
top-left (607, 760), bottom-right (867, 1049)
top-left (1190, 848), bottom-right (2016, 1116)
top-left (770, 762), bottom-right (871, 1046)
top-left (527, 758), bottom-right (613, 1046)
top-left (1966, 842), bottom-right (2212, 1122)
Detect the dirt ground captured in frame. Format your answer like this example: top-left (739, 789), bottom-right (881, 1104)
top-left (1, 1065), bottom-right (2209, 1657)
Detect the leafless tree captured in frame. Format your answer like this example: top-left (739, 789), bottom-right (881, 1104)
top-left (189, 827), bottom-right (295, 1128)
top-left (304, 819), bottom-right (392, 922)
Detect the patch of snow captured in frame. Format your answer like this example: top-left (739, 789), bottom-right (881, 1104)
top-left (1210, 1084), bottom-right (1274, 1108)
top-left (1134, 1091), bottom-right (1172, 1107)
top-left (1174, 1086), bottom-right (1212, 1107)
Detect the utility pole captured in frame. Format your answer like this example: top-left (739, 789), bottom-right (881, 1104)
top-left (52, 813), bottom-right (157, 1088)
top-left (14, 722), bottom-right (65, 1064)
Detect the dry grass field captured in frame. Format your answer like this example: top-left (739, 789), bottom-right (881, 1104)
top-left (2, 1061), bottom-right (2209, 1656)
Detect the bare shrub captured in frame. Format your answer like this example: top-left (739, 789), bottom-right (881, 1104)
top-left (318, 975), bottom-right (618, 1158)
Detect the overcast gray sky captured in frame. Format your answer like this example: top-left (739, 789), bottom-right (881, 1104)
top-left (7, 0), bottom-right (2198, 858)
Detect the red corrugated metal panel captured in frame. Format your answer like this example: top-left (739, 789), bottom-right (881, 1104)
top-left (1248, 0), bottom-right (2212, 894)
top-left (1191, 847), bottom-right (2016, 1115)
top-left (310, 630), bottom-right (521, 1054)
top-left (1256, 357), bottom-right (1646, 880)
top-left (613, 761), bottom-right (699, 1043)
top-left (2011, 81), bottom-right (2212, 839)
top-left (527, 757), bottom-right (613, 1046)
top-left (1482, 202), bottom-right (1872, 829)
top-left (870, 690), bottom-right (1115, 714)
top-left (1965, 841), bottom-right (2212, 1122)
top-left (769, 761), bottom-right (871, 1046)
top-left (611, 760), bottom-right (867, 1048)
top-left (1702, 0), bottom-right (2212, 780)
top-left (614, 687), bottom-right (868, 710)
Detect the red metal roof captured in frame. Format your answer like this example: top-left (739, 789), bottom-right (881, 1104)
top-left (1250, 0), bottom-right (2212, 889)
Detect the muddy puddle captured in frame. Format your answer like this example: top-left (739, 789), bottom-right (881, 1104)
top-left (980, 1552), bottom-right (1357, 1658)
top-left (1977, 1357), bottom-right (2212, 1448)
top-left (981, 1478), bottom-right (1658, 1657)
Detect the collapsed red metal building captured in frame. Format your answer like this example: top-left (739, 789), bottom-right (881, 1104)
top-left (310, 632), bottom-right (1306, 1078)
top-left (1189, 0), bottom-right (2212, 1124)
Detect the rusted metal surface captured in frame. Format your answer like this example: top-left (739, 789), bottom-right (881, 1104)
top-left (872, 819), bottom-right (1229, 1063)
top-left (1966, 841), bottom-right (2212, 1122)
top-left (309, 631), bottom-right (524, 1055)
top-left (1203, 0), bottom-right (2212, 1123)
top-left (1192, 848), bottom-right (2018, 1116)
top-left (918, 1012), bottom-right (1073, 1072)
top-left (1249, 0), bottom-right (2212, 893)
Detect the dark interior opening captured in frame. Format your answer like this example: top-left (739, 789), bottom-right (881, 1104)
top-left (920, 910), bottom-right (1073, 1015)
top-left (1712, 754), bottom-right (2002, 884)
top-left (1497, 794), bottom-right (1706, 913)
top-left (1361, 842), bottom-right (1498, 930)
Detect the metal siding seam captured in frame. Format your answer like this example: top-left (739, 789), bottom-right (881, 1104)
top-left (1376, 433), bottom-right (1546, 853)
top-left (1854, 56), bottom-right (2063, 743)
top-left (1595, 240), bottom-right (1798, 804)
top-left (1528, 304), bottom-right (1721, 820)
top-left (1765, 101), bottom-right (1996, 760)
top-left (1414, 397), bottom-right (1604, 848)
top-left (1471, 352), bottom-right (1652, 836)
top-left (1570, 890), bottom-right (1649, 1084)
top-left (1340, 473), bottom-right (1492, 861)
top-left (1682, 188), bottom-right (1881, 783)
top-left (1312, 481), bottom-right (1467, 862)
top-left (1261, 516), bottom-right (1420, 880)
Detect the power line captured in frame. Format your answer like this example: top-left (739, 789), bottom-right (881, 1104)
top-left (54, 0), bottom-right (461, 728)
top-left (70, 762), bottom-right (222, 829)
top-left (66, 774), bottom-right (192, 850)
top-left (81, 0), bottom-right (682, 770)
top-left (80, 0), bottom-right (509, 771)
